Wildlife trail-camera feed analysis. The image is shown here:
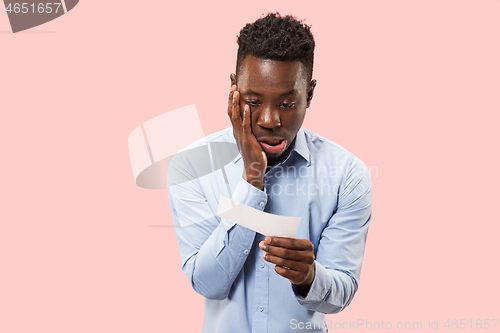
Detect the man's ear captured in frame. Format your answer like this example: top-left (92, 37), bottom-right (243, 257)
top-left (230, 73), bottom-right (237, 87)
top-left (306, 79), bottom-right (317, 108)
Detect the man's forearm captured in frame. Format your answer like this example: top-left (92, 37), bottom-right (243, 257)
top-left (171, 176), bottom-right (268, 300)
top-left (187, 220), bottom-right (256, 300)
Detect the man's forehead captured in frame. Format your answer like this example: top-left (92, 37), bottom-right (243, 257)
top-left (237, 56), bottom-right (307, 89)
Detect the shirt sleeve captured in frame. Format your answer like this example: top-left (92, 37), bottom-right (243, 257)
top-left (291, 155), bottom-right (373, 313)
top-left (167, 152), bottom-right (268, 300)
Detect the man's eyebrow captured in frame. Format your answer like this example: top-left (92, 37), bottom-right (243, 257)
top-left (240, 89), bottom-right (298, 97)
top-left (279, 89), bottom-right (299, 97)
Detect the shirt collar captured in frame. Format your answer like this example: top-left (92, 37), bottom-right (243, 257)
top-left (232, 127), bottom-right (310, 166)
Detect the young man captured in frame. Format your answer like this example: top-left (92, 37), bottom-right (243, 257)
top-left (167, 13), bottom-right (372, 333)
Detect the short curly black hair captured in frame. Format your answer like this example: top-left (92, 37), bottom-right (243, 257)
top-left (236, 12), bottom-right (315, 82)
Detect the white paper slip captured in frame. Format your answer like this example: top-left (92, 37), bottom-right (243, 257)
top-left (217, 196), bottom-right (301, 238)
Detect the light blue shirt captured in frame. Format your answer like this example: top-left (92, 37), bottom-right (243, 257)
top-left (167, 126), bottom-right (372, 333)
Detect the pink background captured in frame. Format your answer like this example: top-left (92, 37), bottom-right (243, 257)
top-left (1, 1), bottom-right (499, 332)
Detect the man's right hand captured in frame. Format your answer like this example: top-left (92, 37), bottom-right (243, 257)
top-left (227, 85), bottom-right (267, 190)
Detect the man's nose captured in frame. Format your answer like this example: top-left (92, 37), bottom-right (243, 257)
top-left (257, 105), bottom-right (281, 129)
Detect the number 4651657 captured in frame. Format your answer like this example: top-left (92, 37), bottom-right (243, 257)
top-left (6, 3), bottom-right (62, 14)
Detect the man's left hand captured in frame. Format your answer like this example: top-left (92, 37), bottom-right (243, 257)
top-left (259, 236), bottom-right (316, 293)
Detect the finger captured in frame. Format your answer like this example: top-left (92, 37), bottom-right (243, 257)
top-left (227, 90), bottom-right (234, 117)
top-left (260, 242), bottom-right (314, 263)
top-left (233, 90), bottom-right (241, 121)
top-left (263, 253), bottom-right (308, 272)
top-left (264, 237), bottom-right (314, 251)
top-left (241, 104), bottom-right (251, 133)
top-left (228, 90), bottom-right (237, 123)
top-left (227, 85), bottom-right (238, 117)
top-left (274, 265), bottom-right (305, 284)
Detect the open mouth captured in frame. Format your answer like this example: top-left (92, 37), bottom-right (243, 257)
top-left (263, 139), bottom-right (283, 146)
top-left (259, 139), bottom-right (286, 154)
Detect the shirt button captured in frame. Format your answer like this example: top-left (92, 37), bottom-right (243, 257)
top-left (243, 250), bottom-right (249, 255)
top-left (259, 202), bottom-right (265, 208)
top-left (259, 262), bottom-right (265, 269)
top-left (258, 305), bottom-right (264, 312)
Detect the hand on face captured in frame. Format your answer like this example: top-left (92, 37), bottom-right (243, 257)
top-left (227, 84), bottom-right (267, 189)
top-left (259, 236), bottom-right (316, 294)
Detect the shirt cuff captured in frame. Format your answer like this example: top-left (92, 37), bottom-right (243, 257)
top-left (292, 261), bottom-right (332, 304)
top-left (231, 176), bottom-right (268, 209)
top-left (220, 176), bottom-right (268, 226)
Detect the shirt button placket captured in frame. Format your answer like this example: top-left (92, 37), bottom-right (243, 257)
top-left (251, 236), bottom-right (269, 332)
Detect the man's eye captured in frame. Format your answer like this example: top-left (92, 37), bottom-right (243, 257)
top-left (246, 101), bottom-right (260, 106)
top-left (281, 103), bottom-right (295, 108)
